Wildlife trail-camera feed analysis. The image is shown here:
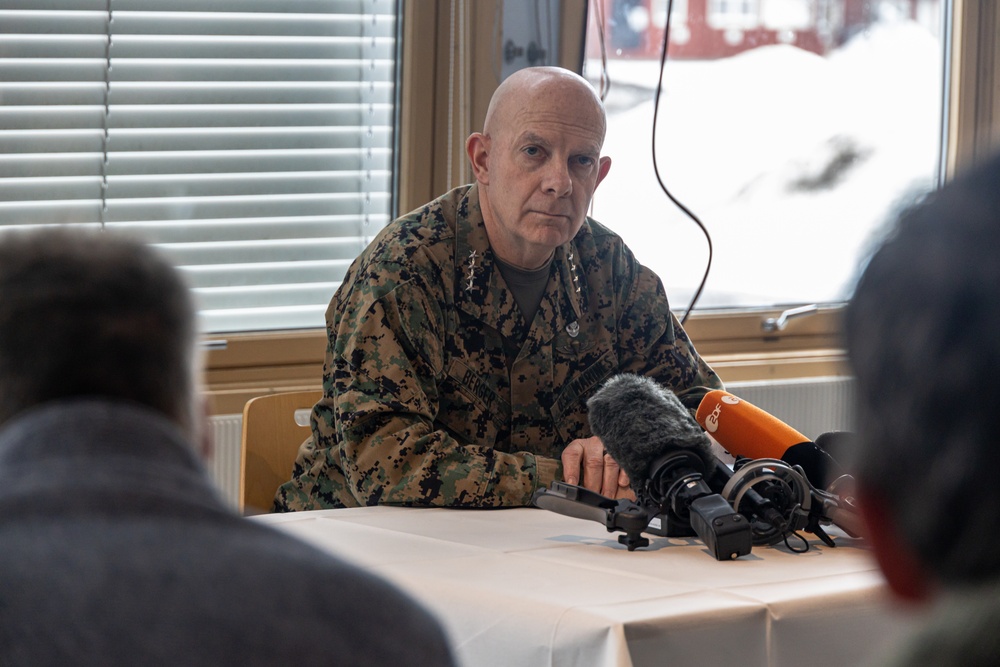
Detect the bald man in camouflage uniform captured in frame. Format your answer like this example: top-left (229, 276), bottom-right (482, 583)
top-left (275, 66), bottom-right (722, 511)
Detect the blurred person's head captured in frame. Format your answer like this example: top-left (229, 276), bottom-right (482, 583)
top-left (0, 228), bottom-right (202, 443)
top-left (466, 66), bottom-right (613, 270)
top-left (845, 153), bottom-right (1000, 602)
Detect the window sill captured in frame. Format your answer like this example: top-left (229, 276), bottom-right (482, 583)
top-left (202, 305), bottom-right (850, 415)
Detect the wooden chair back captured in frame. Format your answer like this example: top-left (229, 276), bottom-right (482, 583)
top-left (239, 389), bottom-right (322, 513)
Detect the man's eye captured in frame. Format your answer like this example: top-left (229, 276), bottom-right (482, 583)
top-left (576, 156), bottom-right (594, 167)
top-left (523, 146), bottom-right (540, 156)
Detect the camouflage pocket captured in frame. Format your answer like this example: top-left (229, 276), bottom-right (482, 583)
top-left (437, 358), bottom-right (510, 446)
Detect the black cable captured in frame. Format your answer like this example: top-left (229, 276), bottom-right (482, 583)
top-left (592, 0), bottom-right (610, 101)
top-left (651, 0), bottom-right (713, 325)
top-left (784, 531), bottom-right (810, 553)
top-left (491, 0), bottom-right (503, 83)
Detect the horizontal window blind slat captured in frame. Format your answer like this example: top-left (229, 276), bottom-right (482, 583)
top-left (103, 13), bottom-right (396, 38)
top-left (0, 59), bottom-right (108, 82)
top-left (107, 214), bottom-right (388, 242)
top-left (2, 169), bottom-right (393, 196)
top-left (4, 81), bottom-right (391, 97)
top-left (103, 82), bottom-right (394, 105)
top-left (193, 306), bottom-right (329, 334)
top-left (108, 171), bottom-right (393, 198)
top-left (1, 107), bottom-right (393, 130)
top-left (0, 83), bottom-right (107, 105)
top-left (0, 177), bottom-right (100, 202)
top-left (0, 11), bottom-right (108, 34)
top-left (2, 35), bottom-right (395, 60)
top-left (193, 283), bottom-right (339, 310)
top-left (108, 37), bottom-right (396, 60)
top-left (0, 3), bottom-right (106, 11)
top-left (103, 193), bottom-right (391, 221)
top-left (1, 149), bottom-right (390, 178)
top-left (160, 237), bottom-right (372, 264)
top-left (0, 60), bottom-right (395, 83)
top-left (141, 153), bottom-right (388, 176)
top-left (0, 107), bottom-right (106, 129)
top-left (0, 35), bottom-right (109, 58)
top-left (0, 194), bottom-right (390, 223)
top-left (0, 200), bottom-right (104, 223)
top-left (102, 60), bottom-right (396, 82)
top-left (0, 127), bottom-right (391, 152)
top-left (1, 0), bottom-right (394, 11)
top-left (0, 153), bottom-right (103, 178)
top-left (112, 127), bottom-right (392, 151)
top-left (178, 259), bottom-right (355, 286)
top-left (110, 149), bottom-right (392, 175)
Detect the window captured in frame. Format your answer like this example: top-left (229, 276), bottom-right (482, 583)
top-left (4, 0), bottom-right (997, 408)
top-left (585, 0), bottom-right (945, 316)
top-left (0, 0), bottom-right (397, 333)
top-left (707, 0), bottom-right (759, 30)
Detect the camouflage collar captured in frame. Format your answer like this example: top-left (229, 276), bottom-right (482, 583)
top-left (454, 184), bottom-right (588, 343)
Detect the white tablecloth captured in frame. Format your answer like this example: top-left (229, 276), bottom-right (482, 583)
top-left (253, 506), bottom-right (918, 667)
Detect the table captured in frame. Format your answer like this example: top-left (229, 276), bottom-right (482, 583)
top-left (253, 506), bottom-right (918, 667)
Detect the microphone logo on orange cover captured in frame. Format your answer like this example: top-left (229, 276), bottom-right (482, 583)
top-left (702, 393), bottom-right (741, 433)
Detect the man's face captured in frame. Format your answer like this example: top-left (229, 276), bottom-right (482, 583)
top-left (470, 80), bottom-right (611, 268)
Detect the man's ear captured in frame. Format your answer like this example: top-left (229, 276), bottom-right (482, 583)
top-left (858, 487), bottom-right (934, 605)
top-left (466, 132), bottom-right (490, 184)
top-left (595, 156), bottom-right (612, 188)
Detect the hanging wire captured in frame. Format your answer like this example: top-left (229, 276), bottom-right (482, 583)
top-left (99, 0), bottom-right (113, 229)
top-left (446, 0), bottom-right (469, 188)
top-left (491, 0), bottom-right (503, 83)
top-left (534, 0), bottom-right (543, 62)
top-left (458, 0), bottom-right (468, 184)
top-left (532, 0), bottom-right (553, 65)
top-left (651, 0), bottom-right (713, 325)
top-left (544, 0), bottom-right (553, 64)
top-left (446, 0), bottom-right (457, 187)
top-left (592, 0), bottom-right (611, 101)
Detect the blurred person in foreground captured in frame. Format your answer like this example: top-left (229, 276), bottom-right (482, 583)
top-left (0, 228), bottom-right (455, 667)
top-left (846, 152), bottom-right (1000, 666)
top-left (275, 66), bottom-right (722, 511)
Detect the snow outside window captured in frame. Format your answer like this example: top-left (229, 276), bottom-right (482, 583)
top-left (0, 0), bottom-right (397, 333)
top-left (585, 0), bottom-right (945, 313)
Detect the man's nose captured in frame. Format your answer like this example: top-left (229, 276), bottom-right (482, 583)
top-left (542, 161), bottom-right (573, 197)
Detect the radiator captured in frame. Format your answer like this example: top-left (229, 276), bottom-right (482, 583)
top-left (726, 376), bottom-right (855, 440)
top-left (206, 413), bottom-right (243, 508)
top-left (204, 377), bottom-right (857, 508)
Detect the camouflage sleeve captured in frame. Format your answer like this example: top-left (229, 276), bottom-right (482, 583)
top-left (321, 255), bottom-right (556, 507)
top-left (613, 244), bottom-right (723, 412)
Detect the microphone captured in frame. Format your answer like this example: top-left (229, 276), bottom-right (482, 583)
top-left (587, 374), bottom-right (752, 560)
top-left (694, 389), bottom-right (845, 489)
top-left (587, 373), bottom-right (716, 488)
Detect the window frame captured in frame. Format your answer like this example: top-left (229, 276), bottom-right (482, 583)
top-left (204, 0), bottom-right (999, 415)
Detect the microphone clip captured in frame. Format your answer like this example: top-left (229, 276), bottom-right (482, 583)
top-left (530, 481), bottom-right (653, 551)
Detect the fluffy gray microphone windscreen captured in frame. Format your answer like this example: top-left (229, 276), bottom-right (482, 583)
top-left (587, 374), bottom-right (715, 485)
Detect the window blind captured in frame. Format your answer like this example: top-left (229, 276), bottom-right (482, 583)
top-left (0, 0), bottom-right (398, 333)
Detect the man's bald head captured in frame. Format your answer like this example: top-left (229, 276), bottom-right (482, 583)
top-left (483, 67), bottom-right (607, 144)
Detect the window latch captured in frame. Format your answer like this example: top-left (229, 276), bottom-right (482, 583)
top-left (761, 304), bottom-right (818, 333)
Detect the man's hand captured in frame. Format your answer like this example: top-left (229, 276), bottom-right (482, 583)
top-left (561, 436), bottom-right (636, 501)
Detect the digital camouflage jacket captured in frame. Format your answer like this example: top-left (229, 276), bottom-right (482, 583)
top-left (274, 184), bottom-right (722, 510)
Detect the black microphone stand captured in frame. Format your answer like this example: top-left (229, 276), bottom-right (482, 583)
top-left (533, 450), bottom-right (754, 560)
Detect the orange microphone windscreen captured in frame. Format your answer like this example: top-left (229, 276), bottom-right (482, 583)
top-left (694, 390), bottom-right (809, 460)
